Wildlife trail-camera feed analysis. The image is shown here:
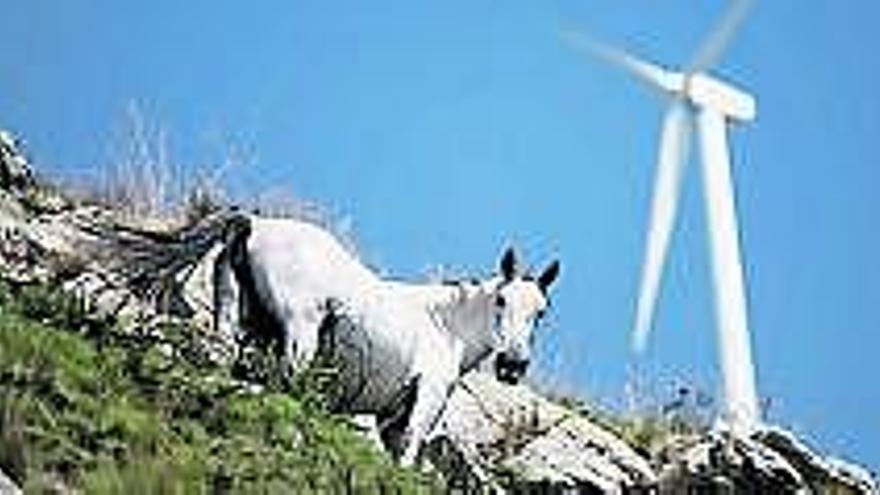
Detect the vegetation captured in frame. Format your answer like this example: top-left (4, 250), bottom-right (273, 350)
top-left (539, 380), bottom-right (712, 459)
top-left (0, 280), bottom-right (436, 493)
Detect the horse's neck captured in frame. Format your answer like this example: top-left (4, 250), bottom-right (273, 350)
top-left (424, 280), bottom-right (496, 371)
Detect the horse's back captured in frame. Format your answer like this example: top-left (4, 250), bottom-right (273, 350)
top-left (246, 217), bottom-right (376, 302)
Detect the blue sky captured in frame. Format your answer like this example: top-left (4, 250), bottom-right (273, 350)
top-left (2, 1), bottom-right (878, 471)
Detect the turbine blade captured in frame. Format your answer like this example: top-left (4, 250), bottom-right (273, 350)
top-left (561, 29), bottom-right (680, 95)
top-left (632, 103), bottom-right (692, 353)
top-left (688, 0), bottom-right (755, 74)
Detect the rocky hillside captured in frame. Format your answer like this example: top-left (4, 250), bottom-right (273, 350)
top-left (0, 129), bottom-right (877, 493)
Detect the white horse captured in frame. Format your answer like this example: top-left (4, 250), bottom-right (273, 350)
top-left (210, 215), bottom-right (560, 464)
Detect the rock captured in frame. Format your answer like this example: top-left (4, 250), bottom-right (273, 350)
top-left (655, 428), bottom-right (807, 493)
top-left (428, 371), bottom-right (657, 493)
top-left (0, 221), bottom-right (52, 284)
top-left (0, 468), bottom-right (21, 495)
top-left (755, 426), bottom-right (879, 495)
top-left (428, 373), bottom-right (878, 495)
top-left (0, 129), bottom-right (71, 214)
top-left (0, 191), bottom-right (26, 226)
top-left (652, 425), bottom-right (879, 495)
top-left (0, 130), bottom-right (33, 192)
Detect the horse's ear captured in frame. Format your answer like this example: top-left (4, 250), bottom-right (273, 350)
top-left (538, 260), bottom-right (560, 292)
top-left (500, 247), bottom-right (517, 281)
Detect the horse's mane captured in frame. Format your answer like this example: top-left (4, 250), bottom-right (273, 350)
top-left (440, 277), bottom-right (483, 288)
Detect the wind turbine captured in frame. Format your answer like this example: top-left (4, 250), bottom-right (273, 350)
top-left (564, 0), bottom-right (760, 436)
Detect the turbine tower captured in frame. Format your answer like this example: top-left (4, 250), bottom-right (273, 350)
top-left (564, 0), bottom-right (760, 436)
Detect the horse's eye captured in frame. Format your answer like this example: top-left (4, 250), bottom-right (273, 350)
top-left (495, 295), bottom-right (506, 308)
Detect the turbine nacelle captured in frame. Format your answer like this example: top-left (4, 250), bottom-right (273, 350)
top-left (635, 66), bottom-right (755, 122)
top-left (686, 72), bottom-right (756, 122)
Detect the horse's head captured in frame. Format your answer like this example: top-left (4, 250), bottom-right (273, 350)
top-left (489, 247), bottom-right (560, 385)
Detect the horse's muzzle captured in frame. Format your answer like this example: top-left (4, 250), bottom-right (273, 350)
top-left (495, 353), bottom-right (529, 385)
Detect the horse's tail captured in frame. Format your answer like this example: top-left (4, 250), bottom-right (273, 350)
top-left (108, 209), bottom-right (252, 304)
top-left (170, 210), bottom-right (251, 275)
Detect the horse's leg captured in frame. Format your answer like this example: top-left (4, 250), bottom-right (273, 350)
top-left (282, 304), bottom-right (322, 375)
top-left (211, 245), bottom-right (240, 362)
top-left (399, 338), bottom-right (464, 466)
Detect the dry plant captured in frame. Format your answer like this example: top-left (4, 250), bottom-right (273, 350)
top-left (100, 100), bottom-right (175, 216)
top-left (52, 100), bottom-right (364, 258)
top-left (609, 368), bottom-right (716, 454)
top-left (63, 100), bottom-right (242, 223)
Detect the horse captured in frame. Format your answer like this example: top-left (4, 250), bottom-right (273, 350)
top-left (198, 213), bottom-right (560, 464)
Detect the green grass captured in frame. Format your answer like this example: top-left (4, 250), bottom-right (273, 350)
top-left (0, 281), bottom-right (436, 493)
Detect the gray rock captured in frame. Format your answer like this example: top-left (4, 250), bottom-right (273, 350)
top-left (0, 468), bottom-right (21, 495)
top-left (755, 426), bottom-right (879, 495)
top-left (655, 429), bottom-right (807, 493)
top-left (428, 371), bottom-right (656, 493)
top-left (652, 425), bottom-right (879, 495)
top-left (0, 130), bottom-right (33, 192)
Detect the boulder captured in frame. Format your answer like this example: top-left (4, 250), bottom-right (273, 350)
top-left (0, 130), bottom-right (33, 192)
top-left (652, 425), bottom-right (878, 495)
top-left (655, 428), bottom-right (806, 493)
top-left (755, 426), bottom-right (879, 495)
top-left (0, 467), bottom-right (21, 495)
top-left (428, 371), bottom-right (657, 493)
